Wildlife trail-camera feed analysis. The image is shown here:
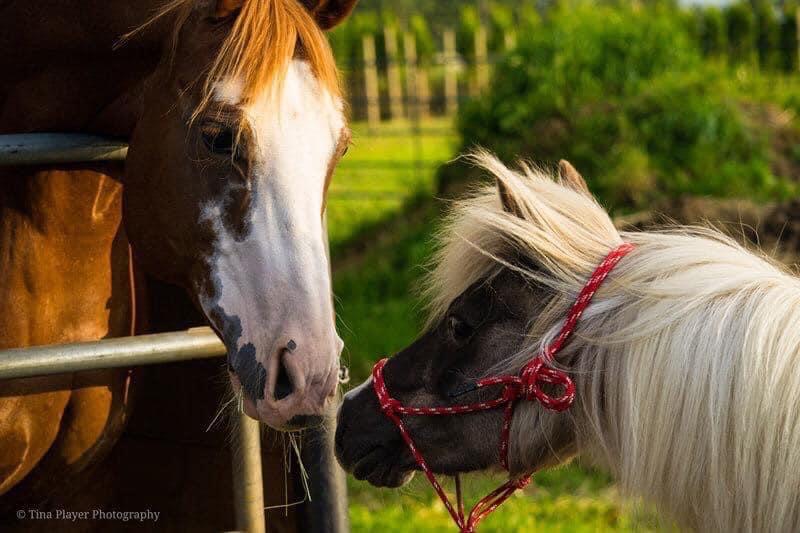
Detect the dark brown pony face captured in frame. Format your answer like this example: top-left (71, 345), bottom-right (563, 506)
top-left (124, 0), bottom-right (356, 430)
top-left (335, 269), bottom-right (553, 487)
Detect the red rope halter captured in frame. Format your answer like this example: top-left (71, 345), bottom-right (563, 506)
top-left (372, 242), bottom-right (634, 532)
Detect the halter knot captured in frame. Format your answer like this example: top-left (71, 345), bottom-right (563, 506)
top-left (519, 357), bottom-right (576, 412)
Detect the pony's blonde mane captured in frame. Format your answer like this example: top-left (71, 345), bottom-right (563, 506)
top-left (139, 0), bottom-right (339, 112)
top-left (427, 152), bottom-right (800, 531)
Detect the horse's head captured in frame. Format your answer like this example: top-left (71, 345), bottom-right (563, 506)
top-left (336, 153), bottom-right (625, 486)
top-left (123, 0), bottom-right (357, 430)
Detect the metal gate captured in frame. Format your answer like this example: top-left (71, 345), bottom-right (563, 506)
top-left (0, 133), bottom-right (347, 533)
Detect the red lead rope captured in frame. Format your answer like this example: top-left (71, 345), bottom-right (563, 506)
top-left (372, 242), bottom-right (635, 532)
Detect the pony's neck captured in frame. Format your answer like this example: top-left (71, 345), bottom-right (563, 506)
top-left (568, 238), bottom-right (800, 531)
top-left (0, 0), bottom-right (169, 135)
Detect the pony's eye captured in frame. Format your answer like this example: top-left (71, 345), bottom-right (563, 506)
top-left (201, 125), bottom-right (235, 155)
top-left (448, 315), bottom-right (473, 342)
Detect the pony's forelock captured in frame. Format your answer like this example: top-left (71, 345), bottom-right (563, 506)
top-left (422, 150), bottom-right (622, 328)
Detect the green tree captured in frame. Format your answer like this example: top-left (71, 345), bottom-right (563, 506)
top-left (700, 7), bottom-right (728, 58)
top-left (725, 2), bottom-right (756, 65)
top-left (457, 5), bottom-right (481, 62)
top-left (488, 2), bottom-right (514, 52)
top-left (753, 0), bottom-right (780, 69)
top-left (779, 1), bottom-right (799, 72)
top-left (410, 14), bottom-right (436, 65)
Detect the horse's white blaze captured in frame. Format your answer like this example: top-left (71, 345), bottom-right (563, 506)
top-left (200, 60), bottom-right (344, 422)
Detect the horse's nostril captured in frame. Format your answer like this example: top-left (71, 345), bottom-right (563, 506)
top-left (274, 358), bottom-right (293, 400)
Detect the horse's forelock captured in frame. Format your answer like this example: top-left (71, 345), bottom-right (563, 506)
top-left (128, 0), bottom-right (340, 117)
top-left (200, 0), bottom-right (339, 109)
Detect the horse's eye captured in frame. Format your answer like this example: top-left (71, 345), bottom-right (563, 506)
top-left (201, 125), bottom-right (235, 155)
top-left (448, 315), bottom-right (473, 342)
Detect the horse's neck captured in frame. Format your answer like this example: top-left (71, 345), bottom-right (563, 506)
top-left (0, 0), bottom-right (169, 135)
top-left (0, 166), bottom-right (135, 347)
top-left (0, 1), bottom-right (170, 345)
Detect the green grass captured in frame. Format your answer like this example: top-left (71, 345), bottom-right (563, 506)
top-left (326, 117), bottom-right (457, 254)
top-left (329, 119), bottom-right (652, 531)
top-left (347, 465), bottom-right (662, 533)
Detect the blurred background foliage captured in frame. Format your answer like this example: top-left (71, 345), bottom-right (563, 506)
top-left (325, 0), bottom-right (800, 530)
top-left (455, 3), bottom-right (798, 209)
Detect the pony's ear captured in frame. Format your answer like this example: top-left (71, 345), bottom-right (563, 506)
top-left (302, 0), bottom-right (359, 30)
top-left (497, 179), bottom-right (525, 219)
top-left (558, 159), bottom-right (590, 195)
top-left (214, 0), bottom-right (243, 19)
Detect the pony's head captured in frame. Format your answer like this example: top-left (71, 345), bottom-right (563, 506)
top-left (335, 151), bottom-right (623, 485)
top-left (337, 150), bottom-right (800, 532)
top-left (124, 0), bottom-right (357, 430)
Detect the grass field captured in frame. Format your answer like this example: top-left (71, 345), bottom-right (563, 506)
top-left (326, 117), bottom-right (457, 254)
top-left (327, 119), bottom-right (658, 531)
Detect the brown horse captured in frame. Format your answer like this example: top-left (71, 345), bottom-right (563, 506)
top-left (1, 0), bottom-right (355, 527)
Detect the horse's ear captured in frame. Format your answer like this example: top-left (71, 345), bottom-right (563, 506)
top-left (214, 0), bottom-right (243, 19)
top-left (497, 179), bottom-right (525, 219)
top-left (558, 159), bottom-right (590, 195)
top-left (302, 0), bottom-right (359, 30)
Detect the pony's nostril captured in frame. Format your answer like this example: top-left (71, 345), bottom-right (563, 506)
top-left (274, 358), bottom-right (293, 400)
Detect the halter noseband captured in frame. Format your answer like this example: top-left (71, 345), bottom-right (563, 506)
top-left (371, 242), bottom-right (635, 532)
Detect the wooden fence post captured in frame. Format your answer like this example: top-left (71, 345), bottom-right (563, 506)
top-left (384, 27), bottom-right (405, 120)
top-left (416, 67), bottom-right (431, 119)
top-left (403, 31), bottom-right (419, 122)
top-left (443, 28), bottom-right (459, 115)
top-left (504, 30), bottom-right (516, 51)
top-left (475, 24), bottom-right (489, 92)
top-left (362, 34), bottom-right (380, 128)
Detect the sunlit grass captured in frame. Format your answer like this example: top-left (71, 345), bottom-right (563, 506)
top-left (348, 464), bottom-right (662, 533)
top-left (326, 117), bottom-right (457, 253)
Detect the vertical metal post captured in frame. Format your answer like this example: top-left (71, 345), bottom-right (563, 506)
top-left (298, 406), bottom-right (349, 533)
top-left (296, 213), bottom-right (349, 533)
top-left (232, 413), bottom-right (266, 533)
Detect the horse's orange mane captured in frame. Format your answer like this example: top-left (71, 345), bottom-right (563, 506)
top-left (135, 0), bottom-right (340, 109)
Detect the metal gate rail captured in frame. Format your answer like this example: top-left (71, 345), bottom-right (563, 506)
top-left (0, 327), bottom-right (224, 380)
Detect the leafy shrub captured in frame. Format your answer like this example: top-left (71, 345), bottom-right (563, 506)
top-left (698, 7), bottom-right (727, 58)
top-left (455, 3), bottom-right (795, 211)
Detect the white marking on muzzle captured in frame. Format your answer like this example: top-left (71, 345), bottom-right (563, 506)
top-left (199, 60), bottom-right (345, 419)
